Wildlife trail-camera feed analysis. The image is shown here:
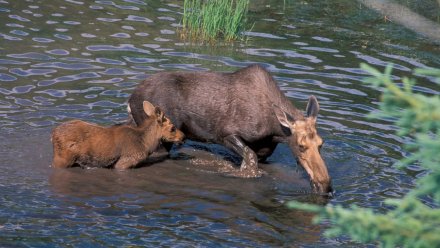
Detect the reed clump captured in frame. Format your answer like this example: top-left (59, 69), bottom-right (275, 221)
top-left (181, 0), bottom-right (249, 43)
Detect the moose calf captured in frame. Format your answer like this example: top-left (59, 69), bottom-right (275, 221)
top-left (51, 101), bottom-right (184, 170)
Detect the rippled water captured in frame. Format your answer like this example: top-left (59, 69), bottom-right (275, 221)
top-left (1, 0), bottom-right (439, 247)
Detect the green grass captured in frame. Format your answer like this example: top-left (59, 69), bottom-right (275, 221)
top-left (181, 0), bottom-right (249, 43)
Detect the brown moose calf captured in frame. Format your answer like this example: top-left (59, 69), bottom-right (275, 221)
top-left (51, 101), bottom-right (184, 170)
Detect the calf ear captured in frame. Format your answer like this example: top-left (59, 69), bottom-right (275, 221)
top-left (306, 95), bottom-right (319, 119)
top-left (142, 101), bottom-right (156, 117)
top-left (273, 105), bottom-right (293, 128)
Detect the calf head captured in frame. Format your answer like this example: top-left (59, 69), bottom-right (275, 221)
top-left (142, 101), bottom-right (185, 143)
top-left (274, 96), bottom-right (332, 196)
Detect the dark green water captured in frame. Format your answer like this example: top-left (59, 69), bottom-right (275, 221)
top-left (0, 0), bottom-right (439, 247)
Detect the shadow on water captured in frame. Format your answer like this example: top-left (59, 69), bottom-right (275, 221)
top-left (0, 0), bottom-right (439, 247)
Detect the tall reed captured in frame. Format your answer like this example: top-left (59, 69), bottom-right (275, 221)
top-left (182, 0), bottom-right (249, 43)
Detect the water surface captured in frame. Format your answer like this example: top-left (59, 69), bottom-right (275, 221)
top-left (1, 0), bottom-right (439, 247)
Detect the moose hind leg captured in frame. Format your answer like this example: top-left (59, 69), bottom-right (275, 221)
top-left (223, 135), bottom-right (262, 177)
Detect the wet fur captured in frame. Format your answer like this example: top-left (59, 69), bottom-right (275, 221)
top-left (129, 65), bottom-right (302, 155)
top-left (51, 102), bottom-right (184, 170)
top-left (128, 65), bottom-right (331, 193)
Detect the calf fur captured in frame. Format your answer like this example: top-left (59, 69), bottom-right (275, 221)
top-left (51, 101), bottom-right (184, 170)
top-left (128, 65), bottom-right (332, 194)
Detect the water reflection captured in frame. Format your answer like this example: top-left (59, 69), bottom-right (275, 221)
top-left (48, 154), bottom-right (325, 246)
top-left (0, 0), bottom-right (439, 246)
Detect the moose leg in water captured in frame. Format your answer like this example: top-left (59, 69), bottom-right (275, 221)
top-left (223, 134), bottom-right (262, 177)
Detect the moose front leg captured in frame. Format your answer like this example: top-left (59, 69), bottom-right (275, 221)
top-left (223, 135), bottom-right (263, 177)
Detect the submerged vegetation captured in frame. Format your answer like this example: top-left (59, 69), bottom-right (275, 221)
top-left (181, 0), bottom-right (249, 43)
top-left (289, 64), bottom-right (440, 248)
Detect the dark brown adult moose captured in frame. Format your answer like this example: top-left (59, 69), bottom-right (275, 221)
top-left (51, 101), bottom-right (184, 170)
top-left (128, 64), bottom-right (332, 195)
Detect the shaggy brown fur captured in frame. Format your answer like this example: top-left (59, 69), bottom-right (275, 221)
top-left (128, 65), bottom-right (332, 194)
top-left (51, 101), bottom-right (184, 170)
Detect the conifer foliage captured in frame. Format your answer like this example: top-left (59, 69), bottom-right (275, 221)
top-left (289, 63), bottom-right (440, 248)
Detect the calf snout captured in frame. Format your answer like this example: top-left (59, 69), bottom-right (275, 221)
top-left (174, 132), bottom-right (185, 145)
top-left (155, 111), bottom-right (185, 144)
top-left (164, 128), bottom-right (185, 144)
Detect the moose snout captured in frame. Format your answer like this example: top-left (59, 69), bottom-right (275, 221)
top-left (311, 180), bottom-right (334, 198)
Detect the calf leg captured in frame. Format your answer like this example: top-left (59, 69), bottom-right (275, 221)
top-left (52, 153), bottom-right (74, 168)
top-left (223, 135), bottom-right (259, 175)
top-left (114, 157), bottom-right (139, 170)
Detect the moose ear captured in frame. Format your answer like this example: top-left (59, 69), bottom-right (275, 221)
top-left (273, 105), bottom-right (294, 128)
top-left (142, 101), bottom-right (156, 117)
top-left (306, 95), bottom-right (319, 119)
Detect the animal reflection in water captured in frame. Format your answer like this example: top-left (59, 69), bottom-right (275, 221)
top-left (48, 162), bottom-right (324, 244)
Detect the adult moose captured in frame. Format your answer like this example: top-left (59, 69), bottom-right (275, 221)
top-left (128, 64), bottom-right (332, 195)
